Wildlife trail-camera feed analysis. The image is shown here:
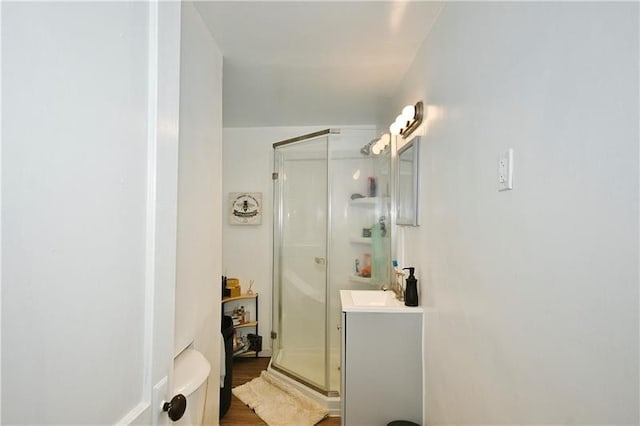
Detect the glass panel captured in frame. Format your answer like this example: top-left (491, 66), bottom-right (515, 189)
top-left (272, 135), bottom-right (328, 391)
top-left (326, 130), bottom-right (391, 396)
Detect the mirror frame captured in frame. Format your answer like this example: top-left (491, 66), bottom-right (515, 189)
top-left (395, 135), bottom-right (420, 226)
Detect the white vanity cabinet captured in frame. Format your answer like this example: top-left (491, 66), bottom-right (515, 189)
top-left (340, 290), bottom-right (423, 426)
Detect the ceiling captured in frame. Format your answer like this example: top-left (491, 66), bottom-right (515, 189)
top-left (195, 1), bottom-right (443, 128)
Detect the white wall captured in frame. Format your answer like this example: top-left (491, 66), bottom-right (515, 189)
top-left (176, 3), bottom-right (223, 424)
top-left (388, 3), bottom-right (639, 424)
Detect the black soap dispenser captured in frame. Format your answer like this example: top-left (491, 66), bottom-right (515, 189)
top-left (403, 267), bottom-right (419, 307)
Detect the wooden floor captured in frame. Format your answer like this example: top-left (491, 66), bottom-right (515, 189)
top-left (220, 357), bottom-right (340, 426)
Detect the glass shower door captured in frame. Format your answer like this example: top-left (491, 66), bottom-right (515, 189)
top-left (272, 133), bottom-right (329, 393)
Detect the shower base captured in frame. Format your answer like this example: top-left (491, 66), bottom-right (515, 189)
top-left (268, 348), bottom-right (341, 415)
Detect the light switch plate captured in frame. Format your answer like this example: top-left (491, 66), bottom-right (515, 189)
top-left (498, 148), bottom-right (514, 191)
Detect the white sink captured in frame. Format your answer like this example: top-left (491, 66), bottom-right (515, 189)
top-left (340, 289), bottom-right (422, 313)
top-left (350, 290), bottom-right (395, 306)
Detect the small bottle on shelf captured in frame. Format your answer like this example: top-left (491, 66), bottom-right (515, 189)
top-left (238, 306), bottom-right (245, 324)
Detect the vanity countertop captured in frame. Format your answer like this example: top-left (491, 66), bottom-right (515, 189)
top-left (340, 289), bottom-right (424, 314)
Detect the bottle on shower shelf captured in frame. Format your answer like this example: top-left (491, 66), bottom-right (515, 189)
top-left (367, 176), bottom-right (377, 197)
top-left (360, 253), bottom-right (371, 278)
top-left (371, 217), bottom-right (388, 285)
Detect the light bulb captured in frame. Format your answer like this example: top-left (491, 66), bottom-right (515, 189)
top-left (389, 122), bottom-right (402, 135)
top-left (372, 143), bottom-right (382, 155)
top-left (379, 133), bottom-right (390, 145)
top-left (402, 104), bottom-right (416, 121)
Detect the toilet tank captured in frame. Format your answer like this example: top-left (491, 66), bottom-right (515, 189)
top-left (173, 348), bottom-right (211, 426)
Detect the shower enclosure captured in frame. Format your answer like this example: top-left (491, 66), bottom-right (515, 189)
top-left (270, 128), bottom-right (390, 403)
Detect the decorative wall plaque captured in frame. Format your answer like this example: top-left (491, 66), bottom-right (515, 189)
top-left (229, 192), bottom-right (262, 225)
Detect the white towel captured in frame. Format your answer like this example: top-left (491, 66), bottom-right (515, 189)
top-left (220, 332), bottom-right (226, 387)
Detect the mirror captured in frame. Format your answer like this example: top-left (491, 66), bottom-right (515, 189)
top-left (396, 136), bottom-right (419, 226)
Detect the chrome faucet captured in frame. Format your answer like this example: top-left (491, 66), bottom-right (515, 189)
top-left (381, 274), bottom-right (405, 301)
top-left (392, 267), bottom-right (406, 301)
top-left (392, 279), bottom-right (405, 301)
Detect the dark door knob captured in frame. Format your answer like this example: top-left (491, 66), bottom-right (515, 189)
top-left (163, 394), bottom-right (187, 421)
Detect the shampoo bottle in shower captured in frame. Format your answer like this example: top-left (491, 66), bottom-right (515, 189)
top-left (403, 267), bottom-right (419, 307)
top-left (371, 217), bottom-right (388, 285)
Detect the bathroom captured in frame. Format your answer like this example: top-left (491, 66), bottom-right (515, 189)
top-left (2, 1), bottom-right (639, 425)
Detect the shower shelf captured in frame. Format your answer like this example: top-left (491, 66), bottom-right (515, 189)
top-left (349, 275), bottom-right (371, 284)
top-left (349, 197), bottom-right (388, 207)
top-left (350, 237), bottom-right (372, 245)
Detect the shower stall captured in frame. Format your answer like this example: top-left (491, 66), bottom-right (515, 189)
top-left (269, 128), bottom-right (391, 409)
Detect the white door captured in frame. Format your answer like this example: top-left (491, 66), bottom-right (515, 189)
top-left (1, 2), bottom-right (182, 424)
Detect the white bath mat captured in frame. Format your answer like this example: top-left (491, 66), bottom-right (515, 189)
top-left (232, 370), bottom-right (329, 426)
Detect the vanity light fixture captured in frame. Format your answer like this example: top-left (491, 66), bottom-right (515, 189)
top-left (361, 133), bottom-right (391, 156)
top-left (371, 133), bottom-right (391, 154)
top-left (389, 101), bottom-right (424, 137)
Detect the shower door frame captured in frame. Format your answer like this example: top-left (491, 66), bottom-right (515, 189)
top-left (271, 128), bottom-right (339, 397)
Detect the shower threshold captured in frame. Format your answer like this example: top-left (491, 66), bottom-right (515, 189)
top-left (268, 361), bottom-right (341, 416)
